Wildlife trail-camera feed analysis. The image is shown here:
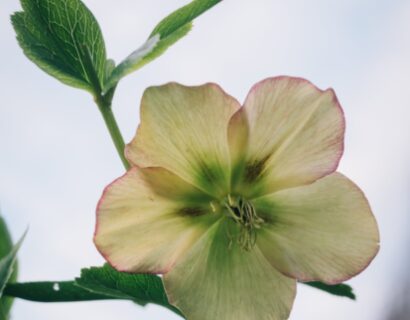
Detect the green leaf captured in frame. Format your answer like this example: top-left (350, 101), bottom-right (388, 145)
top-left (0, 217), bottom-right (14, 262)
top-left (0, 229), bottom-right (26, 299)
top-left (75, 264), bottom-right (182, 316)
top-left (303, 281), bottom-right (356, 300)
top-left (0, 216), bottom-right (16, 320)
top-left (11, 0), bottom-right (107, 93)
top-left (4, 265), bottom-right (183, 317)
top-left (3, 281), bottom-right (118, 302)
top-left (104, 0), bottom-right (222, 92)
top-left (149, 0), bottom-right (221, 38)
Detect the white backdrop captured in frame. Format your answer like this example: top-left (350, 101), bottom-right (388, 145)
top-left (1, 0), bottom-right (410, 319)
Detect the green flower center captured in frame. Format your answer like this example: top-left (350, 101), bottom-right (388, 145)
top-left (223, 195), bottom-right (264, 251)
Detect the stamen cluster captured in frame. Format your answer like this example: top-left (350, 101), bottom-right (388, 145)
top-left (224, 195), bottom-right (264, 250)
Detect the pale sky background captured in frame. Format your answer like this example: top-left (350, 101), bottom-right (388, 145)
top-left (1, 0), bottom-right (410, 319)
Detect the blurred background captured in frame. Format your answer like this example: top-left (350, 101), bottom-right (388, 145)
top-left (1, 0), bottom-right (410, 319)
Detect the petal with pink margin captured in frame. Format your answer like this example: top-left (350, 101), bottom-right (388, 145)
top-left (164, 220), bottom-right (296, 320)
top-left (228, 107), bottom-right (250, 188)
top-left (236, 76), bottom-right (345, 197)
top-left (126, 83), bottom-right (241, 197)
top-left (254, 172), bottom-right (380, 284)
top-left (94, 167), bottom-right (217, 274)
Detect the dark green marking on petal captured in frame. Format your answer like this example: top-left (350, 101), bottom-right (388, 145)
top-left (244, 156), bottom-right (269, 183)
top-left (256, 211), bottom-right (279, 225)
top-left (252, 198), bottom-right (280, 226)
top-left (198, 164), bottom-right (218, 185)
top-left (179, 207), bottom-right (207, 217)
top-left (171, 189), bottom-right (216, 205)
top-left (230, 160), bottom-right (246, 191)
top-left (194, 159), bottom-right (228, 197)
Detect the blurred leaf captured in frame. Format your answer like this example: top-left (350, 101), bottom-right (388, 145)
top-left (0, 225), bottom-right (26, 319)
top-left (104, 0), bottom-right (222, 92)
top-left (0, 233), bottom-right (25, 299)
top-left (3, 281), bottom-right (117, 302)
top-left (304, 281), bottom-right (356, 300)
top-left (0, 217), bottom-right (14, 261)
top-left (75, 264), bottom-right (182, 316)
top-left (0, 216), bottom-right (16, 320)
top-left (11, 0), bottom-right (107, 93)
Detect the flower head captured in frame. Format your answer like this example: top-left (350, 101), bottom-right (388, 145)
top-left (94, 76), bottom-right (379, 320)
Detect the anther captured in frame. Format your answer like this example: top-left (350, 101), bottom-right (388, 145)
top-left (209, 201), bottom-right (217, 213)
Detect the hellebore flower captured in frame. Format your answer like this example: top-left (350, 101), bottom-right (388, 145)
top-left (94, 76), bottom-right (379, 320)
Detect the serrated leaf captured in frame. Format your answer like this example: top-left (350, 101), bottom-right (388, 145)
top-left (75, 264), bottom-right (182, 316)
top-left (104, 0), bottom-right (222, 92)
top-left (0, 229), bottom-right (26, 299)
top-left (303, 281), bottom-right (356, 300)
top-left (11, 0), bottom-right (107, 93)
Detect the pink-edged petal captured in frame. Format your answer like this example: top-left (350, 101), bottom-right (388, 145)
top-left (94, 167), bottom-right (216, 274)
top-left (164, 221), bottom-right (296, 320)
top-left (228, 107), bottom-right (251, 189)
top-left (254, 173), bottom-right (380, 284)
top-left (126, 82), bottom-right (241, 197)
top-left (239, 76), bottom-right (344, 196)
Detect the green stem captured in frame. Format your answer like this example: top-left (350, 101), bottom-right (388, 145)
top-left (95, 94), bottom-right (130, 170)
top-left (80, 46), bottom-right (129, 170)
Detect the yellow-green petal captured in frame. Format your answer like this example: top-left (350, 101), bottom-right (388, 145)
top-left (126, 83), bottom-right (241, 197)
top-left (94, 167), bottom-right (215, 274)
top-left (238, 76), bottom-right (344, 197)
top-left (254, 173), bottom-right (380, 284)
top-left (228, 107), bottom-right (250, 189)
top-left (164, 221), bottom-right (296, 320)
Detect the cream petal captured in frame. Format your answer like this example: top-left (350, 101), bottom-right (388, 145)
top-left (94, 167), bottom-right (216, 274)
top-left (254, 173), bottom-right (380, 284)
top-left (228, 107), bottom-right (250, 189)
top-left (238, 76), bottom-right (344, 196)
top-left (126, 83), bottom-right (241, 197)
top-left (164, 221), bottom-right (296, 320)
